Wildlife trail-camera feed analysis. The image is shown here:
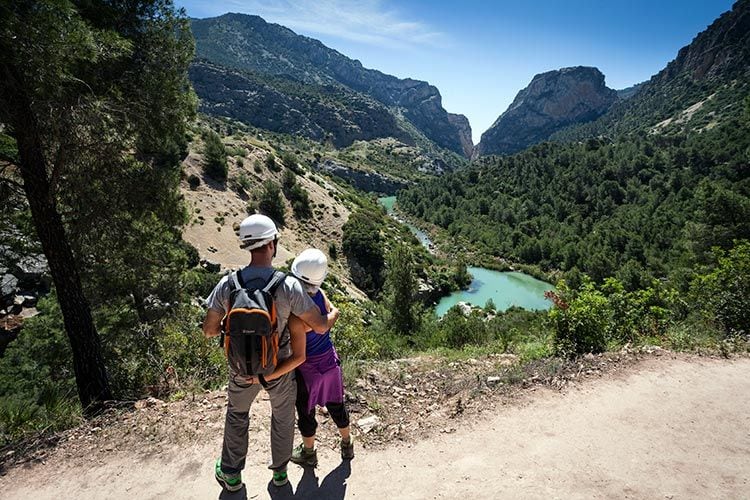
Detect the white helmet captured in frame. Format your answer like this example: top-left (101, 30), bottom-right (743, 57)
top-left (291, 248), bottom-right (328, 286)
top-left (239, 214), bottom-right (278, 250)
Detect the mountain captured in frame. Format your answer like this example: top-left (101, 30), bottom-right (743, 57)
top-left (554, 0), bottom-right (750, 140)
top-left (190, 13), bottom-right (470, 157)
top-left (476, 66), bottom-right (617, 157)
top-left (189, 60), bottom-right (407, 147)
top-left (447, 113), bottom-right (474, 158)
top-left (397, 1), bottom-right (750, 284)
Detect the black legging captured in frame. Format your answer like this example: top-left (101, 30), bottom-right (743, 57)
top-left (295, 368), bottom-right (350, 437)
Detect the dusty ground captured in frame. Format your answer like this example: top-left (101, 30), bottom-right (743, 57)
top-left (1, 353), bottom-right (748, 499)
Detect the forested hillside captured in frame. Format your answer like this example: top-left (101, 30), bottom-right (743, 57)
top-left (400, 102), bottom-right (750, 286)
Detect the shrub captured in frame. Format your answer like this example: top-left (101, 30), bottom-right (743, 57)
top-left (328, 242), bottom-right (338, 260)
top-left (265, 152), bottom-right (280, 172)
top-left (548, 281), bottom-right (609, 356)
top-left (202, 130), bottom-right (228, 182)
top-left (692, 240), bottom-right (750, 337)
top-left (187, 174), bottom-right (200, 190)
top-left (258, 180), bottom-right (286, 227)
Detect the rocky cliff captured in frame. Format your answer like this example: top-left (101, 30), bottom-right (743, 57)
top-left (189, 61), bottom-right (407, 148)
top-left (476, 66), bottom-right (617, 156)
top-left (447, 113), bottom-right (474, 158)
top-left (191, 13), bottom-right (470, 157)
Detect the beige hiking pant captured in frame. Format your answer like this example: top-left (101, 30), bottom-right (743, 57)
top-left (220, 371), bottom-right (296, 473)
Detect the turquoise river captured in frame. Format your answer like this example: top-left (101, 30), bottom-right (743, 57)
top-left (378, 196), bottom-right (554, 315)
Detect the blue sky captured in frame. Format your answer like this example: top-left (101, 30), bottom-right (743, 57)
top-left (176, 0), bottom-right (736, 143)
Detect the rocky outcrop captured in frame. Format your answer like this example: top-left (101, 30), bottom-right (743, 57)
top-left (476, 66), bottom-right (617, 156)
top-left (190, 61), bottom-right (406, 148)
top-left (315, 159), bottom-right (408, 195)
top-left (191, 13), bottom-right (469, 157)
top-left (655, 0), bottom-right (750, 84)
top-left (1, 242), bottom-right (48, 356)
top-left (447, 113), bottom-right (474, 158)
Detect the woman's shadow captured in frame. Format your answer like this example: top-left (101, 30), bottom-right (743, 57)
top-left (218, 461), bottom-right (352, 500)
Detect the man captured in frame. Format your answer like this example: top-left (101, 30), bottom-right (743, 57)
top-left (203, 214), bottom-right (339, 491)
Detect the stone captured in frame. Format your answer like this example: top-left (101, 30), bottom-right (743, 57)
top-left (356, 415), bottom-right (380, 434)
top-left (200, 259), bottom-right (221, 273)
top-left (1, 274), bottom-right (18, 300)
top-left (22, 294), bottom-right (37, 308)
top-left (486, 376), bottom-right (502, 384)
top-left (13, 254), bottom-right (51, 289)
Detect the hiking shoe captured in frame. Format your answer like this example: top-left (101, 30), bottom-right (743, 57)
top-left (272, 469), bottom-right (289, 487)
top-left (215, 458), bottom-right (243, 492)
top-left (290, 443), bottom-right (318, 467)
top-left (341, 436), bottom-right (354, 460)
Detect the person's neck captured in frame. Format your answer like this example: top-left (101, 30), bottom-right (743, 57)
top-left (248, 253), bottom-right (273, 268)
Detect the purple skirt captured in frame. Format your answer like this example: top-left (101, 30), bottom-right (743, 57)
top-left (297, 347), bottom-right (344, 413)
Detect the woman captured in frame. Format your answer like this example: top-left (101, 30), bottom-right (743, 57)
top-left (287, 248), bottom-right (354, 466)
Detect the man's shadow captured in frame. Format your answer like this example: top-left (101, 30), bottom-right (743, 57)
top-left (218, 460), bottom-right (351, 500)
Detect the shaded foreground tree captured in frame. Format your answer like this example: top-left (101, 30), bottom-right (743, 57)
top-left (0, 1), bottom-right (195, 415)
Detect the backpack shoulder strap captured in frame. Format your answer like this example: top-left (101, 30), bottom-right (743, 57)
top-left (263, 271), bottom-right (286, 296)
top-left (228, 270), bottom-right (243, 292)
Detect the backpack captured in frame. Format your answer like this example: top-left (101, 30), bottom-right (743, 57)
top-left (220, 270), bottom-right (286, 377)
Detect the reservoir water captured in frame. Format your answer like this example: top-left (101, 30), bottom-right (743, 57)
top-left (378, 196), bottom-right (554, 315)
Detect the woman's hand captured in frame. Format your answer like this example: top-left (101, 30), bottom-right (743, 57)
top-left (245, 375), bottom-right (257, 385)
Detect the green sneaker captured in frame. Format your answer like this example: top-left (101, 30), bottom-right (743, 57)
top-left (341, 436), bottom-right (355, 460)
top-left (214, 458), bottom-right (243, 492)
top-left (272, 469), bottom-right (289, 487)
top-left (290, 443), bottom-right (318, 467)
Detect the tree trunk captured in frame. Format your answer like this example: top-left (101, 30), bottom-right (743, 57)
top-left (12, 102), bottom-right (113, 417)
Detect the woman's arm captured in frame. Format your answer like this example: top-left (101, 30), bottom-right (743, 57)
top-left (246, 314), bottom-right (307, 384)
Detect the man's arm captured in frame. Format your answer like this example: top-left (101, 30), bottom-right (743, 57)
top-left (297, 303), bottom-right (339, 334)
top-left (202, 309), bottom-right (223, 338)
top-left (247, 315), bottom-right (307, 383)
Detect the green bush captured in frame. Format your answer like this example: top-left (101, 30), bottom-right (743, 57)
top-left (202, 130), bottom-right (228, 182)
top-left (187, 174), bottom-right (200, 190)
top-left (330, 301), bottom-right (379, 360)
top-left (548, 281), bottom-right (610, 356)
top-left (692, 240), bottom-right (750, 337)
top-left (439, 306), bottom-right (491, 348)
top-left (258, 180), bottom-right (286, 227)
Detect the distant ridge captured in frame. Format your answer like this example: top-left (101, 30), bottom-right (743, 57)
top-left (190, 13), bottom-right (471, 157)
top-left (476, 66), bottom-right (617, 157)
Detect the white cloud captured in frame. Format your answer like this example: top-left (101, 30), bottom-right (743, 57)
top-left (225, 0), bottom-right (448, 49)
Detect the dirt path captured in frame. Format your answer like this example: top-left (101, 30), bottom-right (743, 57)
top-left (2, 356), bottom-right (748, 499)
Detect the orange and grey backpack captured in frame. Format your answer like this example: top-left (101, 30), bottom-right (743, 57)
top-left (220, 270), bottom-right (286, 377)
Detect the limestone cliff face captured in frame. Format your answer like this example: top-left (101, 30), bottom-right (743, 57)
top-left (476, 66), bottom-right (617, 156)
top-left (447, 113), bottom-right (474, 158)
top-left (192, 13), bottom-right (469, 157)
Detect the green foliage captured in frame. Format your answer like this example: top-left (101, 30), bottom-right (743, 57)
top-left (383, 244), bottom-right (421, 341)
top-left (691, 240), bottom-right (750, 337)
top-left (281, 169), bottom-right (312, 218)
top-left (253, 159), bottom-right (263, 173)
top-left (328, 242), bottom-right (338, 260)
top-left (202, 130), bottom-right (228, 181)
top-left (342, 209), bottom-right (385, 296)
top-left (281, 151), bottom-right (304, 175)
top-left (330, 301), bottom-right (380, 360)
top-left (265, 152), bottom-right (281, 172)
top-left (398, 112), bottom-right (750, 283)
top-left (187, 174), bottom-right (200, 190)
top-left (258, 180), bottom-right (286, 227)
top-left (439, 306), bottom-right (491, 348)
top-left (548, 281), bottom-right (610, 356)
top-left (0, 295), bottom-right (79, 445)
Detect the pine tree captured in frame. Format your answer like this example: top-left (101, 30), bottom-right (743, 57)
top-left (384, 243), bottom-right (420, 341)
top-left (0, 0), bottom-right (195, 415)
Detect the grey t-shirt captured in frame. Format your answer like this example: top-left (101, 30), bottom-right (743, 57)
top-left (205, 266), bottom-right (317, 360)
